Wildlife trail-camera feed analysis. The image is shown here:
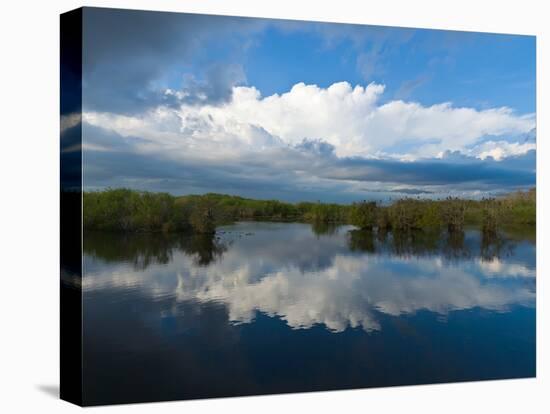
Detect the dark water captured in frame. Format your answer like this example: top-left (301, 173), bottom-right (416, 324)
top-left (82, 222), bottom-right (536, 405)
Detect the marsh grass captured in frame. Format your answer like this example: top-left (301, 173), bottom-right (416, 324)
top-left (83, 188), bottom-right (535, 234)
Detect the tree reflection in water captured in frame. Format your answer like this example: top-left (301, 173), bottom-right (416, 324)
top-left (84, 231), bottom-right (227, 270)
top-left (346, 227), bottom-right (516, 262)
top-left (347, 229), bottom-right (376, 253)
top-left (310, 221), bottom-right (339, 237)
top-left (443, 230), bottom-right (469, 260)
top-left (480, 230), bottom-right (514, 262)
top-left (84, 224), bottom-right (526, 272)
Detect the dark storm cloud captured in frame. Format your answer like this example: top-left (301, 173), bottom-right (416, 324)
top-left (81, 125), bottom-right (301, 197)
top-left (82, 7), bottom-right (263, 114)
top-left (83, 148), bottom-right (336, 201)
top-left (324, 151), bottom-right (535, 187)
top-left (82, 123), bottom-right (535, 202)
top-left (390, 188), bottom-right (434, 195)
top-left (292, 137), bottom-right (535, 189)
top-left (179, 64), bottom-right (247, 106)
top-left (362, 188), bottom-right (435, 195)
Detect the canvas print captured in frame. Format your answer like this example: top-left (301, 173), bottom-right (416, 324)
top-left (60, 7), bottom-right (536, 406)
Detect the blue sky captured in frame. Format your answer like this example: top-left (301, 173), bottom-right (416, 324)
top-left (245, 26), bottom-right (535, 113)
top-left (66, 7), bottom-right (536, 202)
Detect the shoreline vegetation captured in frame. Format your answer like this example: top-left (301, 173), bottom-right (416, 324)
top-left (82, 188), bottom-right (535, 236)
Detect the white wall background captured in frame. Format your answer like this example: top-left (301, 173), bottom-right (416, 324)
top-left (0, 0), bottom-right (548, 412)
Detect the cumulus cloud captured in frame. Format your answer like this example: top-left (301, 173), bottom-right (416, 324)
top-left (465, 140), bottom-right (536, 161)
top-left (82, 122), bottom-right (535, 200)
top-left (81, 80), bottom-right (535, 198)
top-left (184, 81), bottom-right (534, 158)
top-left (84, 81), bottom-right (534, 160)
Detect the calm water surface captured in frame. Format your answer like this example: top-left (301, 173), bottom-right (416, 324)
top-left (82, 222), bottom-right (535, 405)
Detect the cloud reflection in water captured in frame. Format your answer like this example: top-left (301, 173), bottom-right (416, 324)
top-left (83, 223), bottom-right (535, 333)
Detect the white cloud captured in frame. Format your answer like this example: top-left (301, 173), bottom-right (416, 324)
top-left (60, 112), bottom-right (81, 134)
top-left (83, 81), bottom-right (535, 161)
top-left (465, 140), bottom-right (536, 161)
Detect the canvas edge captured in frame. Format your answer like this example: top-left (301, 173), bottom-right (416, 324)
top-left (60, 7), bottom-right (84, 407)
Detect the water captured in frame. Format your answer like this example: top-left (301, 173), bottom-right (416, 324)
top-left (82, 222), bottom-right (536, 405)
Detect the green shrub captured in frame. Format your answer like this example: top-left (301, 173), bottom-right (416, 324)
top-left (83, 188), bottom-right (535, 234)
top-left (349, 201), bottom-right (378, 229)
top-left (388, 199), bottom-right (424, 231)
top-left (440, 198), bottom-right (466, 233)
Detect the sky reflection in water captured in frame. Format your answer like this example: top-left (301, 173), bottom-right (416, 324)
top-left (81, 222), bottom-right (535, 404)
top-left (83, 223), bottom-right (535, 332)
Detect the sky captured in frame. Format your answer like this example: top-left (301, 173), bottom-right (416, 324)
top-left (65, 7), bottom-right (536, 202)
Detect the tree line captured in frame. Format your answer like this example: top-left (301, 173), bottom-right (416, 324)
top-left (83, 188), bottom-right (535, 234)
